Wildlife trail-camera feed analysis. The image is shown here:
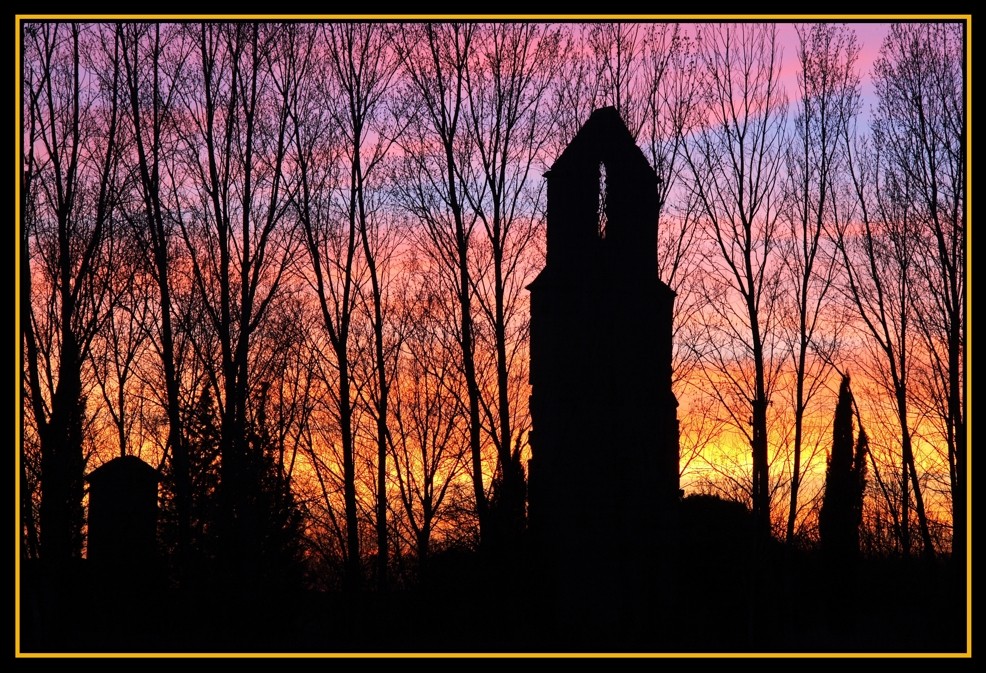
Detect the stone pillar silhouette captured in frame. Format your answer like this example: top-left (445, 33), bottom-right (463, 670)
top-left (86, 455), bottom-right (159, 570)
top-left (528, 107), bottom-right (680, 643)
top-left (85, 455), bottom-right (161, 647)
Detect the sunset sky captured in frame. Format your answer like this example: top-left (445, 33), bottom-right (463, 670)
top-left (19, 18), bottom-right (964, 571)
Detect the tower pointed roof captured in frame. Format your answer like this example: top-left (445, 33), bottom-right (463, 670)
top-left (549, 106), bottom-right (656, 182)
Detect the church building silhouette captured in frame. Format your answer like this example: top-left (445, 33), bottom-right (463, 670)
top-left (528, 106), bottom-right (681, 640)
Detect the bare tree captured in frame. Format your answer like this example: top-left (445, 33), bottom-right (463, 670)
top-left (459, 22), bottom-right (562, 544)
top-left (390, 23), bottom-right (493, 542)
top-left (683, 23), bottom-right (789, 540)
top-left (872, 23), bottom-right (964, 560)
top-left (551, 23), bottom-right (647, 145)
top-left (837, 110), bottom-right (936, 559)
top-left (22, 23), bottom-right (123, 562)
top-left (251, 291), bottom-right (316, 515)
top-left (389, 272), bottom-right (471, 565)
top-left (88, 245), bottom-right (151, 459)
top-left (174, 22), bottom-right (297, 579)
top-left (322, 22), bottom-right (401, 589)
top-left (116, 21), bottom-right (197, 572)
top-left (780, 23), bottom-right (860, 545)
top-left (638, 23), bottom-right (701, 272)
top-left (635, 26), bottom-right (715, 497)
top-left (586, 23), bottom-right (648, 134)
top-left (285, 22), bottom-right (369, 589)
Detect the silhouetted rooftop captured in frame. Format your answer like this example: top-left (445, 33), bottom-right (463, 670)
top-left (86, 455), bottom-right (159, 485)
top-left (548, 106), bottom-right (656, 180)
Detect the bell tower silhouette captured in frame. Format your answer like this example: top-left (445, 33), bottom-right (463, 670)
top-left (527, 106), bottom-right (680, 640)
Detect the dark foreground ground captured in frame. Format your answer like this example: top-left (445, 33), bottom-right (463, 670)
top-left (19, 498), bottom-right (966, 655)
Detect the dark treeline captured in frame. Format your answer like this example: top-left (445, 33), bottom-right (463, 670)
top-left (19, 20), bottom-right (965, 652)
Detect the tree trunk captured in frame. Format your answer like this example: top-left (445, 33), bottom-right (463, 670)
top-left (39, 335), bottom-right (85, 562)
top-left (749, 301), bottom-right (771, 541)
top-left (339, 348), bottom-right (362, 590)
top-left (896, 385), bottom-right (935, 558)
top-left (786, 392), bottom-right (805, 545)
top-left (121, 22), bottom-right (191, 576)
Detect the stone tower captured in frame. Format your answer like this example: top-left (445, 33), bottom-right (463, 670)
top-left (527, 107), bottom-right (679, 639)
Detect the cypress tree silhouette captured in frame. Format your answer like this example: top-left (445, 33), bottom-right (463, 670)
top-left (241, 382), bottom-right (307, 593)
top-left (819, 374), bottom-right (867, 562)
top-left (159, 384), bottom-right (222, 584)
